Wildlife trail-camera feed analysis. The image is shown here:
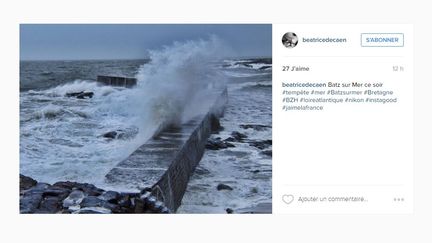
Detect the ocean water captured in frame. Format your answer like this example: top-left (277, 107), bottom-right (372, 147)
top-left (178, 59), bottom-right (272, 213)
top-left (20, 39), bottom-right (272, 212)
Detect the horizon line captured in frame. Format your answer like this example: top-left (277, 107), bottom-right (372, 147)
top-left (20, 55), bottom-right (272, 62)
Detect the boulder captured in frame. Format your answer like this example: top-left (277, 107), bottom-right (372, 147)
top-left (261, 150), bottom-right (272, 157)
top-left (74, 207), bottom-right (112, 214)
top-left (235, 202), bottom-right (272, 214)
top-left (20, 192), bottom-right (43, 213)
top-left (43, 186), bottom-right (71, 199)
top-left (52, 181), bottom-right (103, 196)
top-left (248, 140), bottom-right (272, 150)
top-left (20, 174), bottom-right (37, 191)
top-left (206, 137), bottom-right (235, 150)
top-left (80, 196), bottom-right (119, 212)
top-left (66, 91), bottom-right (94, 99)
top-left (117, 194), bottom-right (133, 209)
top-left (63, 190), bottom-right (85, 208)
top-left (98, 191), bottom-right (120, 204)
top-left (102, 131), bottom-right (118, 139)
top-left (102, 128), bottom-right (138, 140)
top-left (217, 183), bottom-right (233, 191)
top-left (259, 65), bottom-right (272, 70)
top-left (38, 196), bottom-right (62, 213)
top-left (240, 124), bottom-right (271, 131)
top-left (227, 131), bottom-right (248, 142)
top-left (20, 182), bottom-right (50, 213)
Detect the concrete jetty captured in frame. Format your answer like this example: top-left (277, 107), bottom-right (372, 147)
top-left (105, 88), bottom-right (228, 212)
top-left (97, 75), bottom-right (137, 87)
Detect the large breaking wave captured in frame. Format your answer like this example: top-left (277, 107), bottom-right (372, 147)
top-left (20, 37), bottom-right (229, 188)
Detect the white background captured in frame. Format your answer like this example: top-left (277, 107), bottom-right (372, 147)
top-left (1, 0), bottom-right (431, 242)
top-left (273, 24), bottom-right (413, 214)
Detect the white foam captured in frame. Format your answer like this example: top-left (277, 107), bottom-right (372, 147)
top-left (20, 37), bottom-right (230, 189)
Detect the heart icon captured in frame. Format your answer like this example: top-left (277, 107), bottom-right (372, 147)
top-left (282, 194), bottom-right (294, 204)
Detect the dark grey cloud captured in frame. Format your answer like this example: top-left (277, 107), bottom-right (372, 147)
top-left (20, 24), bottom-right (271, 60)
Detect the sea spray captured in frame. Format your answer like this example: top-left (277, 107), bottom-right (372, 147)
top-left (134, 36), bottom-right (229, 127)
top-left (20, 37), bottom-right (230, 189)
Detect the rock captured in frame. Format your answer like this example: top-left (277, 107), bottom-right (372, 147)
top-left (117, 194), bottom-right (133, 209)
top-left (60, 209), bottom-right (73, 214)
top-left (102, 131), bottom-right (118, 139)
top-left (145, 196), bottom-right (157, 209)
top-left (259, 65), bottom-right (272, 70)
top-left (250, 187), bottom-right (259, 193)
top-left (151, 201), bottom-right (166, 212)
top-left (43, 186), bottom-right (71, 199)
top-left (133, 197), bottom-right (146, 213)
top-left (66, 91), bottom-right (94, 99)
top-left (20, 174), bottom-right (37, 191)
top-left (62, 190), bottom-right (85, 208)
top-left (76, 92), bottom-right (94, 99)
top-left (19, 177), bottom-right (171, 214)
top-left (20, 191), bottom-right (43, 213)
top-left (235, 202), bottom-right (272, 214)
top-left (78, 184), bottom-right (104, 196)
top-left (240, 124), bottom-right (271, 131)
top-left (117, 129), bottom-right (138, 140)
top-left (98, 191), bottom-right (120, 203)
top-left (38, 196), bottom-right (62, 213)
top-left (227, 131), bottom-right (248, 142)
top-left (194, 167), bottom-right (211, 176)
top-left (160, 207), bottom-right (170, 214)
top-left (25, 182), bottom-right (50, 193)
top-left (80, 196), bottom-right (119, 211)
top-left (140, 192), bottom-right (151, 201)
top-left (102, 128), bottom-right (138, 140)
top-left (52, 181), bottom-right (76, 190)
top-left (206, 137), bottom-right (235, 150)
top-left (217, 183), bottom-right (233, 191)
top-left (223, 137), bottom-right (236, 142)
top-left (80, 196), bottom-right (104, 207)
top-left (140, 187), bottom-right (152, 195)
top-left (52, 181), bottom-right (103, 196)
top-left (261, 150), bottom-right (272, 157)
top-left (248, 140), bottom-right (272, 150)
top-left (20, 182), bottom-right (50, 213)
top-left (226, 208), bottom-right (234, 214)
top-left (74, 207), bottom-right (112, 214)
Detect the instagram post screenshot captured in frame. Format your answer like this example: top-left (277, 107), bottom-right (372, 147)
top-left (1, 1), bottom-right (431, 242)
top-left (17, 24), bottom-right (412, 215)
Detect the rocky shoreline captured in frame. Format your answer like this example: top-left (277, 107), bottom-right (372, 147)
top-left (20, 122), bottom-right (271, 214)
top-left (20, 174), bottom-right (170, 214)
top-left (205, 127), bottom-right (272, 157)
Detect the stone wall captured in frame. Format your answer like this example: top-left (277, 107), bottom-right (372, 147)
top-left (151, 88), bottom-right (228, 211)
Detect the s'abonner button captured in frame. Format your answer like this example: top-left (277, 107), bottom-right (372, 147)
top-left (361, 33), bottom-right (404, 47)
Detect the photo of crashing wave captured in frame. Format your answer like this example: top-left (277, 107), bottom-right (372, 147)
top-left (19, 24), bottom-right (272, 214)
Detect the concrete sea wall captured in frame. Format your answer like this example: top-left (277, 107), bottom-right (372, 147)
top-left (97, 75), bottom-right (137, 88)
top-left (152, 88), bottom-right (227, 211)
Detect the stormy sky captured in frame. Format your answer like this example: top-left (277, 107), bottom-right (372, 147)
top-left (20, 24), bottom-right (271, 60)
